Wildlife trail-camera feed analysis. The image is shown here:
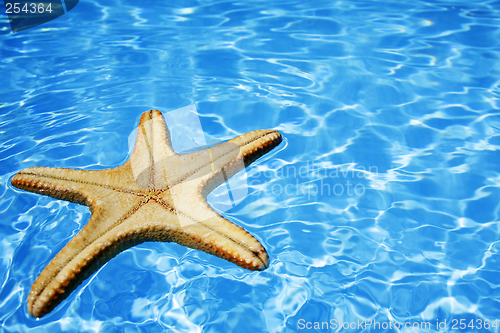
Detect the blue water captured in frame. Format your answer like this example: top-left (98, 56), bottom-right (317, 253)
top-left (1, 0), bottom-right (500, 332)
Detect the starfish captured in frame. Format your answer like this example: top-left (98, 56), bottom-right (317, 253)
top-left (11, 110), bottom-right (282, 318)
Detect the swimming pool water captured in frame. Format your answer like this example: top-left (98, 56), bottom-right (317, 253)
top-left (1, 0), bottom-right (500, 332)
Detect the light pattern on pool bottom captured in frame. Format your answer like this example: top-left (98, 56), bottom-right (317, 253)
top-left (1, 0), bottom-right (500, 332)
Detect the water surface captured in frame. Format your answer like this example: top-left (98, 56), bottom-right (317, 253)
top-left (1, 0), bottom-right (500, 332)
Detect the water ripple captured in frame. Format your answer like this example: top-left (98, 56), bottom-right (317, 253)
top-left (2, 0), bottom-right (500, 331)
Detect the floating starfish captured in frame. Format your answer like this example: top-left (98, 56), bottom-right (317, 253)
top-left (11, 110), bottom-right (282, 318)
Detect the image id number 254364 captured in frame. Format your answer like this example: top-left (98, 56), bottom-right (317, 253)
top-left (5, 3), bottom-right (53, 14)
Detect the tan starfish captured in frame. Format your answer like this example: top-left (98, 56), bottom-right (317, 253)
top-left (11, 110), bottom-right (282, 318)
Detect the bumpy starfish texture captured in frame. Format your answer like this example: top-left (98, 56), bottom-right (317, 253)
top-left (11, 110), bottom-right (282, 318)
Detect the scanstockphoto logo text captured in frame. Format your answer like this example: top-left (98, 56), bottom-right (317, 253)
top-left (247, 161), bottom-right (379, 198)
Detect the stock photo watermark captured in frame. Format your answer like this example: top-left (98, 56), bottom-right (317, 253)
top-left (248, 161), bottom-right (379, 199)
top-left (297, 318), bottom-right (500, 331)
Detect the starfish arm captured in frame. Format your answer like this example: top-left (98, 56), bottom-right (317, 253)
top-left (180, 214), bottom-right (269, 270)
top-left (228, 129), bottom-right (282, 166)
top-left (27, 201), bottom-right (176, 317)
top-left (166, 181), bottom-right (268, 270)
top-left (11, 167), bottom-right (101, 206)
top-left (24, 191), bottom-right (143, 317)
top-left (157, 129), bottom-right (282, 187)
top-left (129, 110), bottom-right (178, 189)
top-left (200, 129), bottom-right (282, 195)
top-left (11, 164), bottom-right (145, 197)
top-left (132, 109), bottom-right (177, 159)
